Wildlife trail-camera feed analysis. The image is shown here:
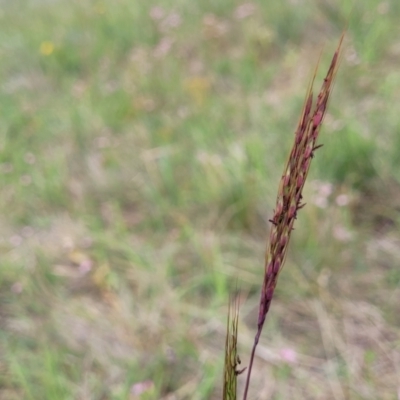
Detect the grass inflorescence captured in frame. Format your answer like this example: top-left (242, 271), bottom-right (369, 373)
top-left (223, 35), bottom-right (345, 400)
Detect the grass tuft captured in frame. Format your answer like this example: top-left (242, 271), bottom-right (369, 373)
top-left (223, 295), bottom-right (245, 400)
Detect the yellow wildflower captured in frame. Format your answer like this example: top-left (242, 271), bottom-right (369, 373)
top-left (40, 41), bottom-right (54, 56)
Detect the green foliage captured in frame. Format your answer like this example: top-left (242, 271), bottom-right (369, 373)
top-left (315, 123), bottom-right (377, 188)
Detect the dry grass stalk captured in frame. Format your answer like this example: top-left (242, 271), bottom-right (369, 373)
top-left (223, 296), bottom-right (246, 400)
top-left (241, 35), bottom-right (345, 400)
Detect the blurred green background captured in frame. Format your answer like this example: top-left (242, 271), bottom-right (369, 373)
top-left (1, 1), bottom-right (400, 399)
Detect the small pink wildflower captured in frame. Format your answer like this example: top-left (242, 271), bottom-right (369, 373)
top-left (161, 12), bottom-right (181, 31)
top-left (279, 347), bottom-right (297, 364)
top-left (149, 6), bottom-right (164, 20)
top-left (335, 194), bottom-right (350, 207)
top-left (153, 37), bottom-right (173, 58)
top-left (9, 235), bottom-right (23, 247)
top-left (130, 380), bottom-right (155, 396)
top-left (11, 282), bottom-right (23, 294)
top-left (234, 3), bottom-right (256, 19)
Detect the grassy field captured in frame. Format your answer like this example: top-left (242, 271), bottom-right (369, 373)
top-left (1, 1), bottom-right (400, 399)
